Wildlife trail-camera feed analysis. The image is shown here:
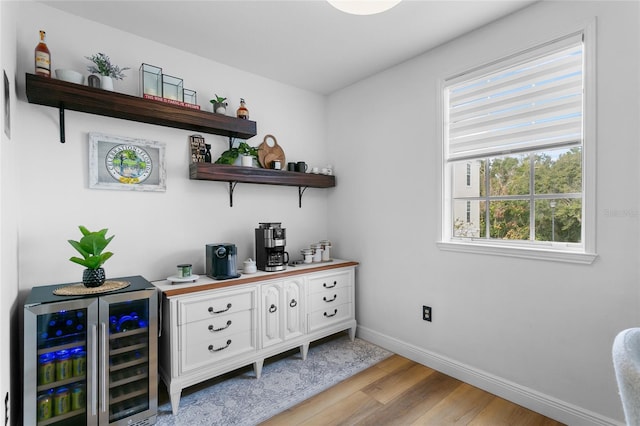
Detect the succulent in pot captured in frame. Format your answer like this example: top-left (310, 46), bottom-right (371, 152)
top-left (68, 226), bottom-right (115, 287)
top-left (210, 94), bottom-right (228, 114)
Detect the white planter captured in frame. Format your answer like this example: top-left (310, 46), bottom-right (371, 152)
top-left (241, 155), bottom-right (253, 167)
top-left (100, 75), bottom-right (114, 91)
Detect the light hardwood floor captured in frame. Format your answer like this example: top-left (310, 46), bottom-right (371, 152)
top-left (261, 353), bottom-right (565, 426)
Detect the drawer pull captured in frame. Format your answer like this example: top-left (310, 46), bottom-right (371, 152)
top-left (323, 294), bottom-right (338, 303)
top-left (289, 299), bottom-right (297, 308)
top-left (323, 281), bottom-right (337, 289)
top-left (269, 304), bottom-right (278, 313)
top-left (324, 309), bottom-right (338, 318)
top-left (208, 320), bottom-right (232, 332)
top-left (208, 339), bottom-right (232, 352)
top-left (209, 303), bottom-right (232, 314)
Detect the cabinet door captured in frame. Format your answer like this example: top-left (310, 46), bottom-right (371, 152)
top-left (283, 279), bottom-right (304, 339)
top-left (261, 283), bottom-right (283, 348)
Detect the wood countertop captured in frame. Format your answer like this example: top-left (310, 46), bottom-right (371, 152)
top-left (152, 259), bottom-right (359, 297)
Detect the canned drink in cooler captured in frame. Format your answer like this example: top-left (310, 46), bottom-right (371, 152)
top-left (53, 387), bottom-right (70, 416)
top-left (38, 352), bottom-right (56, 385)
top-left (71, 348), bottom-right (86, 377)
top-left (55, 350), bottom-right (72, 381)
top-left (71, 383), bottom-right (85, 411)
top-left (37, 391), bottom-right (53, 421)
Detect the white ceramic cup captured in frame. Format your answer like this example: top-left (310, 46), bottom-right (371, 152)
top-left (311, 167), bottom-right (320, 174)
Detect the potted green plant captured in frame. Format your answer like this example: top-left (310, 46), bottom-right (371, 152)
top-left (214, 142), bottom-right (260, 167)
top-left (210, 94), bottom-right (228, 114)
top-left (68, 226), bottom-right (115, 287)
top-left (85, 53), bottom-right (129, 91)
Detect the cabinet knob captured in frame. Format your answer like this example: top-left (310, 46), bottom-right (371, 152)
top-left (289, 299), bottom-right (297, 308)
top-left (208, 303), bottom-right (232, 314)
top-left (269, 304), bottom-right (278, 313)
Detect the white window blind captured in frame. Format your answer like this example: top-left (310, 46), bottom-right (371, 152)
top-left (446, 33), bottom-right (583, 161)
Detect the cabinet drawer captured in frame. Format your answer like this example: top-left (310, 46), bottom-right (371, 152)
top-left (178, 290), bottom-right (254, 325)
top-left (310, 286), bottom-right (351, 312)
top-left (308, 271), bottom-right (352, 294)
top-left (180, 329), bottom-right (255, 373)
top-left (308, 302), bottom-right (352, 331)
top-left (182, 310), bottom-right (252, 345)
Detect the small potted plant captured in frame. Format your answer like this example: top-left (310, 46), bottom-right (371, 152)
top-left (214, 142), bottom-right (260, 167)
top-left (237, 142), bottom-right (259, 167)
top-left (85, 52), bottom-right (129, 91)
top-left (210, 94), bottom-right (228, 114)
top-left (68, 226), bottom-right (115, 287)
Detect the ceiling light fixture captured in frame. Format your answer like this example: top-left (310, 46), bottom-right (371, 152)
top-left (327, 0), bottom-right (401, 15)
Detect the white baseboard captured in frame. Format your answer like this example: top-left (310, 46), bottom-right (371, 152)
top-left (356, 325), bottom-right (622, 426)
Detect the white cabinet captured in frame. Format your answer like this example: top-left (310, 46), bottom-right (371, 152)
top-left (307, 270), bottom-right (354, 333)
top-left (261, 278), bottom-right (305, 351)
top-left (153, 261), bottom-right (357, 415)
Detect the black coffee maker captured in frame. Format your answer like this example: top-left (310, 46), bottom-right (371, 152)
top-left (255, 222), bottom-right (289, 272)
top-left (206, 243), bottom-right (241, 280)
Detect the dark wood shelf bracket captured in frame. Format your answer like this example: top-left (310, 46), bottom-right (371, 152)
top-left (298, 186), bottom-right (308, 208)
top-left (59, 105), bottom-right (65, 143)
top-left (228, 181), bottom-right (238, 207)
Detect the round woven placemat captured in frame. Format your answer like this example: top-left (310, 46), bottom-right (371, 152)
top-left (53, 280), bottom-right (130, 296)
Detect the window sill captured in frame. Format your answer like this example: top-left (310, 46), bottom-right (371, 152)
top-left (436, 241), bottom-right (598, 264)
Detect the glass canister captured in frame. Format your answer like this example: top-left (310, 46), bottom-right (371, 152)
top-left (55, 350), bottom-right (72, 381)
top-left (311, 243), bottom-right (323, 262)
top-left (320, 240), bottom-right (332, 261)
top-left (38, 352), bottom-right (56, 385)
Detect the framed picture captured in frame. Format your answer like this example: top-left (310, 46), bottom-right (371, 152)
top-left (89, 132), bottom-right (166, 192)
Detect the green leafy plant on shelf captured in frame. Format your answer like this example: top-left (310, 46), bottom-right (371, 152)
top-left (85, 53), bottom-right (130, 79)
top-left (215, 142), bottom-right (260, 165)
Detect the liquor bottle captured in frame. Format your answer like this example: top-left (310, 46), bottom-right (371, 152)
top-left (236, 98), bottom-right (249, 120)
top-left (34, 30), bottom-right (51, 78)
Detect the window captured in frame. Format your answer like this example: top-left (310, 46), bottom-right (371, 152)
top-left (439, 27), bottom-right (597, 264)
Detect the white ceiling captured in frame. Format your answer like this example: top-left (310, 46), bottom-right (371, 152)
top-left (42, 0), bottom-right (539, 94)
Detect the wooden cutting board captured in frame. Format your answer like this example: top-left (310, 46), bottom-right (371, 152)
top-left (258, 134), bottom-right (286, 169)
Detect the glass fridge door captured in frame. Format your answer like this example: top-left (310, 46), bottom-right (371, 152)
top-left (24, 298), bottom-right (98, 426)
top-left (99, 289), bottom-right (157, 425)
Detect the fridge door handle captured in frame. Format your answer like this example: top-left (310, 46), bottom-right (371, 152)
top-left (91, 323), bottom-right (98, 416)
top-left (101, 321), bottom-right (107, 413)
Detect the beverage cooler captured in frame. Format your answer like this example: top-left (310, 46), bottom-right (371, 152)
top-left (23, 276), bottom-right (158, 426)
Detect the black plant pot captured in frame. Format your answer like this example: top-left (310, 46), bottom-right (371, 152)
top-left (83, 268), bottom-right (106, 288)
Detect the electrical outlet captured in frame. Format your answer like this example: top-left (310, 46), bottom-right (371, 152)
top-left (422, 305), bottom-right (432, 322)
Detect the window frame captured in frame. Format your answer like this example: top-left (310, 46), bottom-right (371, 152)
top-left (437, 21), bottom-right (597, 264)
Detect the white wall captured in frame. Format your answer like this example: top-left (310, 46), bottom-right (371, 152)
top-left (328, 1), bottom-right (639, 425)
top-left (13, 2), bottom-right (331, 288)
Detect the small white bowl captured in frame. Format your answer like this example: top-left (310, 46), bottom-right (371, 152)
top-left (55, 69), bottom-right (84, 85)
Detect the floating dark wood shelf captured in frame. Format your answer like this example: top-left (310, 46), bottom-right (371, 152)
top-left (190, 163), bottom-right (336, 207)
top-left (25, 73), bottom-right (257, 142)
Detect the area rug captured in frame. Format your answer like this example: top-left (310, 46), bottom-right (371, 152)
top-left (156, 334), bottom-right (392, 425)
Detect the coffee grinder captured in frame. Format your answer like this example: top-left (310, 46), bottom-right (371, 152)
top-left (255, 222), bottom-right (289, 272)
